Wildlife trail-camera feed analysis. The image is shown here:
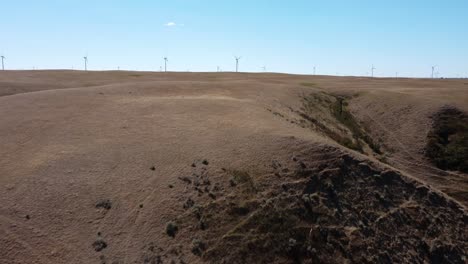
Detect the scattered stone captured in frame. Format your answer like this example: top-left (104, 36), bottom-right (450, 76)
top-left (287, 238), bottom-right (298, 252)
top-left (199, 219), bottom-right (207, 230)
top-left (230, 205), bottom-right (250, 216)
top-left (139, 204), bottom-right (144, 208)
top-left (299, 161), bottom-right (307, 169)
top-left (203, 179), bottom-right (211, 185)
top-left (150, 166), bottom-right (156, 171)
top-left (212, 183), bottom-right (221, 192)
top-left (178, 176), bottom-right (192, 184)
top-left (191, 238), bottom-right (206, 256)
top-left (229, 179), bottom-right (237, 187)
top-left (193, 179), bottom-right (201, 187)
top-left (96, 200), bottom-right (112, 210)
top-left (191, 163), bottom-right (196, 167)
top-left (202, 160), bottom-right (209, 165)
top-left (168, 184), bottom-right (174, 188)
top-left (183, 198), bottom-right (195, 209)
top-left (25, 215), bottom-right (30, 220)
top-left (92, 239), bottom-right (107, 252)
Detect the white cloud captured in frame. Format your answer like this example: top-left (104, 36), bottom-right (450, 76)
top-left (164, 22), bottom-right (176, 27)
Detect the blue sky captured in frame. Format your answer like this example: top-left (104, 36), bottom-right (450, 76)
top-left (1, 0), bottom-right (467, 77)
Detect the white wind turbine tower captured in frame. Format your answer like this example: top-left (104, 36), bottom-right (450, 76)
top-left (371, 64), bottom-right (376, 77)
top-left (431, 65), bottom-right (437, 79)
top-left (83, 56), bottom-right (88, 71)
top-left (1, 55), bottom-right (5, 71)
top-left (262, 66), bottom-right (266, 72)
top-left (164, 57), bottom-right (168, 72)
top-left (235, 56), bottom-right (241, 72)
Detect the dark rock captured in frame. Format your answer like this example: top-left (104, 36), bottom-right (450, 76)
top-left (178, 176), bottom-right (192, 184)
top-left (96, 200), bottom-right (112, 210)
top-left (92, 239), bottom-right (107, 252)
top-left (191, 239), bottom-right (206, 256)
top-left (183, 198), bottom-right (195, 209)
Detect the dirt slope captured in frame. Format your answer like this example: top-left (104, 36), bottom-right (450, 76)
top-left (0, 71), bottom-right (466, 263)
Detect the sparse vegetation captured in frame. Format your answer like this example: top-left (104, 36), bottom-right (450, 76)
top-left (426, 107), bottom-right (468, 172)
top-left (229, 170), bottom-right (256, 193)
top-left (166, 221), bottom-right (179, 237)
top-left (193, 153), bottom-right (466, 263)
top-left (129, 74), bottom-right (143, 77)
top-left (298, 92), bottom-right (382, 155)
top-left (300, 82), bottom-right (318, 88)
top-left (331, 96), bottom-right (382, 154)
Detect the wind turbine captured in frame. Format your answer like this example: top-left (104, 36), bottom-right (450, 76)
top-left (371, 65), bottom-right (376, 77)
top-left (164, 57), bottom-right (168, 72)
top-left (1, 55), bottom-right (5, 71)
top-left (262, 66), bottom-right (266, 72)
top-left (83, 56), bottom-right (88, 71)
top-left (313, 66), bottom-right (316, 75)
top-left (431, 65), bottom-right (437, 79)
top-left (235, 56), bottom-right (241, 72)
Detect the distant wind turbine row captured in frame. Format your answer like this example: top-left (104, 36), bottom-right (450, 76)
top-left (0, 54), bottom-right (458, 78)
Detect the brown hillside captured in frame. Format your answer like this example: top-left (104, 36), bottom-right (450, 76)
top-left (0, 71), bottom-right (466, 263)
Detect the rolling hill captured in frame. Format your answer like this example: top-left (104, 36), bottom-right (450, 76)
top-left (0, 71), bottom-right (466, 263)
